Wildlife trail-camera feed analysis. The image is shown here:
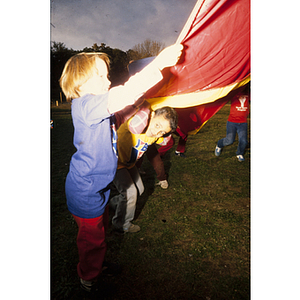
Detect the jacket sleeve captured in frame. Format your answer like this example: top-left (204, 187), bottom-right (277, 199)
top-left (127, 102), bottom-right (151, 134)
top-left (114, 105), bottom-right (138, 129)
top-left (80, 94), bottom-right (111, 127)
top-left (113, 98), bottom-right (145, 129)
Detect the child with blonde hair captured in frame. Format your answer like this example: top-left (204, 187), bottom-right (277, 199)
top-left (59, 44), bottom-right (183, 295)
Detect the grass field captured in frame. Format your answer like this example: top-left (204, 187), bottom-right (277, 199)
top-left (51, 102), bottom-right (250, 300)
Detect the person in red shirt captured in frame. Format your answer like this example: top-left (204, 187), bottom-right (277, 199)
top-left (215, 86), bottom-right (250, 162)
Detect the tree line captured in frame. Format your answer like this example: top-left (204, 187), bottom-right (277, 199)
top-left (51, 39), bottom-right (165, 102)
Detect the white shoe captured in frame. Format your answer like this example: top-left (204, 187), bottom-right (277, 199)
top-left (237, 155), bottom-right (245, 162)
top-left (156, 180), bottom-right (169, 189)
top-left (159, 180), bottom-right (169, 189)
top-left (80, 278), bottom-right (97, 292)
top-left (124, 224), bottom-right (140, 233)
top-left (215, 145), bottom-right (222, 156)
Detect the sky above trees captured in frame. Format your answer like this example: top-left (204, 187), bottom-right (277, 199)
top-left (51, 0), bottom-right (197, 51)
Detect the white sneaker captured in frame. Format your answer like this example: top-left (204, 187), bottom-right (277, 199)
top-left (156, 180), bottom-right (169, 189)
top-left (215, 145), bottom-right (222, 156)
top-left (80, 278), bottom-right (97, 292)
top-left (124, 224), bottom-right (140, 233)
top-left (237, 155), bottom-right (245, 162)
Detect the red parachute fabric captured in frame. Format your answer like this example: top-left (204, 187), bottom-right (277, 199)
top-left (146, 0), bottom-right (250, 99)
top-left (129, 0), bottom-right (250, 135)
top-left (175, 86), bottom-right (247, 135)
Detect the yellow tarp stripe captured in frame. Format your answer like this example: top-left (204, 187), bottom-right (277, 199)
top-left (148, 75), bottom-right (250, 110)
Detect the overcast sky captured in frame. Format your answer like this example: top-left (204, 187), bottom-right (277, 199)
top-left (50, 0), bottom-right (197, 51)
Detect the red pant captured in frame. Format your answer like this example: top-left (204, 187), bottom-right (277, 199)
top-left (72, 206), bottom-right (109, 281)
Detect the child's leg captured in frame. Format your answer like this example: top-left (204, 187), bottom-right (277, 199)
top-left (175, 128), bottom-right (188, 153)
top-left (124, 166), bottom-right (144, 229)
top-left (236, 122), bottom-right (248, 155)
top-left (111, 167), bottom-right (143, 230)
top-left (176, 136), bottom-right (187, 153)
top-left (72, 210), bottom-right (107, 281)
top-left (217, 121), bottom-right (237, 148)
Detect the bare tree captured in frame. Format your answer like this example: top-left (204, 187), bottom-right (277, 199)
top-left (130, 39), bottom-right (165, 60)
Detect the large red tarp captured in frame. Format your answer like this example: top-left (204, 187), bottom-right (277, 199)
top-left (146, 0), bottom-right (250, 99)
top-left (129, 0), bottom-right (250, 134)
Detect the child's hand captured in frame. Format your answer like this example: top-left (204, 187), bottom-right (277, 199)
top-left (154, 44), bottom-right (184, 71)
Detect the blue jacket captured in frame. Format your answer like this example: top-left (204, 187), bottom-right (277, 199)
top-left (65, 93), bottom-right (118, 218)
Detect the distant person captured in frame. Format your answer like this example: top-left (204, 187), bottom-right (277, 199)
top-left (110, 103), bottom-right (178, 234)
top-left (59, 44), bottom-right (183, 295)
top-left (215, 87), bottom-right (250, 162)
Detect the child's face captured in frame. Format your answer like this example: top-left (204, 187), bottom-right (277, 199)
top-left (79, 58), bottom-right (111, 96)
top-left (95, 58), bottom-right (111, 92)
top-left (145, 113), bottom-right (172, 138)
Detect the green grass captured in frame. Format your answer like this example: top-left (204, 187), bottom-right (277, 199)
top-left (51, 102), bottom-right (250, 299)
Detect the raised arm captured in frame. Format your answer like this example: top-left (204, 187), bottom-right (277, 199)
top-left (107, 44), bottom-right (183, 114)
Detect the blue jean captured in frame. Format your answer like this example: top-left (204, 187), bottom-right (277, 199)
top-left (217, 121), bottom-right (248, 155)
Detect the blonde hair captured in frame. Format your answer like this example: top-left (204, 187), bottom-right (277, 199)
top-left (59, 52), bottom-right (110, 102)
